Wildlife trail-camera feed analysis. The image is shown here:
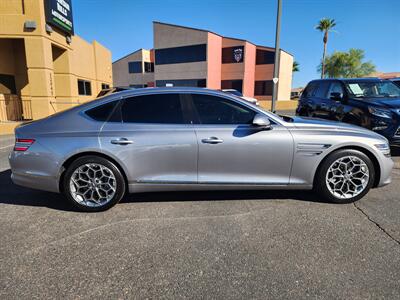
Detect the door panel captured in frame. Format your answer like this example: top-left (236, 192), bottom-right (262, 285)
top-left (98, 93), bottom-right (198, 184)
top-left (194, 124), bottom-right (294, 184)
top-left (99, 123), bottom-right (198, 183)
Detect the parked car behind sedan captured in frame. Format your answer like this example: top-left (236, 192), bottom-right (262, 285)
top-left (222, 89), bottom-right (259, 106)
top-left (390, 78), bottom-right (400, 88)
top-left (9, 88), bottom-right (393, 212)
top-left (296, 78), bottom-right (400, 146)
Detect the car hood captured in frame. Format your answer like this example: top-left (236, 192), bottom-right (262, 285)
top-left (288, 116), bottom-right (384, 137)
top-left (352, 97), bottom-right (400, 109)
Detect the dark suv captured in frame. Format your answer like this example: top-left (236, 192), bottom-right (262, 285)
top-left (296, 78), bottom-right (400, 145)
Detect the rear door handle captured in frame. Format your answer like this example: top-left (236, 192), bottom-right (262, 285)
top-left (201, 137), bottom-right (224, 144)
top-left (111, 138), bottom-right (133, 145)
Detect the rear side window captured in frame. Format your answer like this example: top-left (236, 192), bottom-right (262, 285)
top-left (315, 81), bottom-right (331, 98)
top-left (302, 82), bottom-right (319, 98)
top-left (85, 101), bottom-right (119, 122)
top-left (191, 94), bottom-right (256, 125)
top-left (121, 94), bottom-right (185, 124)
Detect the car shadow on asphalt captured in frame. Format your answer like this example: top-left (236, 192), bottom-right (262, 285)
top-left (0, 169), bottom-right (328, 212)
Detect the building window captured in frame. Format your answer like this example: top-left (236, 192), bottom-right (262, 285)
top-left (221, 80), bottom-right (243, 93)
top-left (256, 49), bottom-right (275, 65)
top-left (155, 44), bottom-right (207, 65)
top-left (78, 79), bottom-right (92, 95)
top-left (144, 62), bottom-right (154, 73)
top-left (101, 83), bottom-right (110, 90)
top-left (128, 61), bottom-right (142, 73)
top-left (155, 79), bottom-right (206, 88)
top-left (254, 80), bottom-right (273, 96)
top-left (222, 46), bottom-right (244, 64)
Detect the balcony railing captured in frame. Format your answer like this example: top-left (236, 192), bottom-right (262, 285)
top-left (0, 95), bottom-right (32, 122)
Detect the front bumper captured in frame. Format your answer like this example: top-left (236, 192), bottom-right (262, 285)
top-left (376, 154), bottom-right (394, 187)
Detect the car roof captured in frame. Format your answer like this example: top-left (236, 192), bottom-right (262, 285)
top-left (105, 87), bottom-right (230, 98)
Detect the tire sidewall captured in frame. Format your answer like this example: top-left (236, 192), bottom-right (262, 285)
top-left (315, 149), bottom-right (375, 204)
top-left (63, 156), bottom-right (126, 212)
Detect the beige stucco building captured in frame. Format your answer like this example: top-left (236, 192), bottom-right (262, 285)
top-left (113, 22), bottom-right (294, 109)
top-left (0, 0), bottom-right (112, 134)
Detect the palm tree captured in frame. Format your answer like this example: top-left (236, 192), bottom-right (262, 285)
top-left (292, 61), bottom-right (299, 73)
top-left (316, 18), bottom-right (336, 78)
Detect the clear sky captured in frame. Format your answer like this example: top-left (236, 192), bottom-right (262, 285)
top-left (73, 0), bottom-right (400, 88)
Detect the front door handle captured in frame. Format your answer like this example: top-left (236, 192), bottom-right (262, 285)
top-left (111, 138), bottom-right (133, 145)
top-left (201, 137), bottom-right (224, 144)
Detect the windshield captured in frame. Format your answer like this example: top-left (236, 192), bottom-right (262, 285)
top-left (344, 81), bottom-right (400, 98)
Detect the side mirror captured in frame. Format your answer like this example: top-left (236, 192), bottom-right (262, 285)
top-left (330, 92), bottom-right (344, 102)
top-left (252, 114), bottom-right (272, 130)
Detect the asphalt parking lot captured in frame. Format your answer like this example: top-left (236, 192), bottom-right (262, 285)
top-left (1, 134), bottom-right (400, 299)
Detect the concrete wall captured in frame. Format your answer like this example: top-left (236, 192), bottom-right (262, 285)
top-left (112, 22), bottom-right (294, 105)
top-left (0, 0), bottom-right (113, 121)
top-left (242, 42), bottom-right (256, 98)
top-left (277, 50), bottom-right (293, 101)
top-left (154, 22), bottom-right (208, 83)
top-left (207, 33), bottom-right (222, 90)
top-left (112, 49), bottom-right (155, 87)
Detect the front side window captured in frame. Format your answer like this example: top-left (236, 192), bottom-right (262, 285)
top-left (78, 79), bottom-right (91, 95)
top-left (328, 82), bottom-right (344, 98)
top-left (191, 94), bottom-right (256, 125)
top-left (121, 93), bottom-right (185, 124)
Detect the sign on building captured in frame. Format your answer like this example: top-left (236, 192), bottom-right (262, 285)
top-left (45, 0), bottom-right (74, 35)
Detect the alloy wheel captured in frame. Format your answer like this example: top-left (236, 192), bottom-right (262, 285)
top-left (69, 163), bottom-right (117, 207)
top-left (325, 156), bottom-right (370, 199)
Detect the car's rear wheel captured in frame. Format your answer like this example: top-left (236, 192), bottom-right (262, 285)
top-left (314, 149), bottom-right (375, 204)
top-left (62, 156), bottom-right (126, 212)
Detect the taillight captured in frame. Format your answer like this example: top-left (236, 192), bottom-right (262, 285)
top-left (14, 138), bottom-right (35, 151)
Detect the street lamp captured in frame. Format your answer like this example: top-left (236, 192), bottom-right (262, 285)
top-left (271, 0), bottom-right (282, 113)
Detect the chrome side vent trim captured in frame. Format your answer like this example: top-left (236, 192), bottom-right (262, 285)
top-left (296, 143), bottom-right (332, 156)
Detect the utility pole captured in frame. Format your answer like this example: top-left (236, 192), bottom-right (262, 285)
top-left (271, 0), bottom-right (282, 113)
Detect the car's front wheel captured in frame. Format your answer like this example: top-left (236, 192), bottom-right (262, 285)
top-left (314, 149), bottom-right (375, 204)
top-left (62, 156), bottom-right (126, 212)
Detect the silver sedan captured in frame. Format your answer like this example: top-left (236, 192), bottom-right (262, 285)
top-left (9, 88), bottom-right (393, 212)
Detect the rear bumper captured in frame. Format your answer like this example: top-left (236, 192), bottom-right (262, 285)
top-left (10, 171), bottom-right (60, 193)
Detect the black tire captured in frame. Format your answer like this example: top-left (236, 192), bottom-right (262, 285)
top-left (62, 155), bottom-right (126, 212)
top-left (314, 149), bottom-right (375, 204)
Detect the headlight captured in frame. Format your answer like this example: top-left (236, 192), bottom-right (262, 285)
top-left (368, 107), bottom-right (392, 118)
top-left (375, 143), bottom-right (391, 157)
